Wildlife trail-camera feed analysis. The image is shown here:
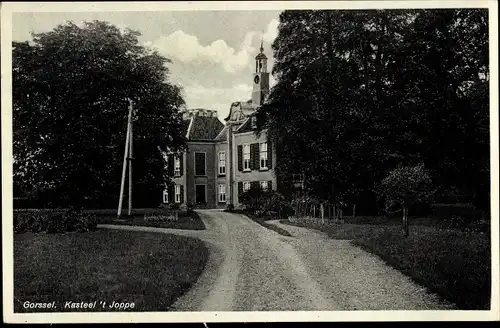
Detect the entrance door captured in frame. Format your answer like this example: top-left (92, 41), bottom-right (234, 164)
top-left (195, 185), bottom-right (206, 204)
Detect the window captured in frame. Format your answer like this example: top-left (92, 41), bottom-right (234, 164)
top-left (218, 151), bottom-right (226, 175)
top-left (251, 116), bottom-right (257, 129)
top-left (175, 185), bottom-right (181, 203)
top-left (243, 181), bottom-right (251, 192)
top-left (260, 181), bottom-right (268, 191)
top-left (163, 190), bottom-right (169, 203)
top-left (195, 152), bottom-right (206, 176)
top-left (259, 142), bottom-right (268, 169)
top-left (293, 174), bottom-right (305, 190)
top-left (243, 144), bottom-right (250, 171)
top-left (218, 184), bottom-right (226, 202)
top-left (174, 156), bottom-right (181, 176)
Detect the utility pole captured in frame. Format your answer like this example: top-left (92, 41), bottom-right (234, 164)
top-left (118, 98), bottom-right (133, 218)
top-left (128, 102), bottom-right (134, 216)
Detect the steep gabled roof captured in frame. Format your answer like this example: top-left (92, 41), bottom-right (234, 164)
top-left (188, 115), bottom-right (224, 140)
top-left (183, 109), bottom-right (224, 141)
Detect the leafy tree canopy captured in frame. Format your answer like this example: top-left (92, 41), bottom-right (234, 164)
top-left (13, 20), bottom-right (187, 208)
top-left (258, 9), bottom-right (489, 211)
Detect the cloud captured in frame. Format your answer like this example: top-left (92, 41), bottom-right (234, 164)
top-left (149, 30), bottom-right (256, 73)
top-left (148, 18), bottom-right (278, 74)
top-left (263, 19), bottom-right (279, 44)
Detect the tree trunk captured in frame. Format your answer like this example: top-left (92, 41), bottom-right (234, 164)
top-left (353, 204), bottom-right (356, 218)
top-left (402, 207), bottom-right (409, 237)
top-left (320, 203), bottom-right (324, 223)
top-left (333, 204), bottom-right (336, 220)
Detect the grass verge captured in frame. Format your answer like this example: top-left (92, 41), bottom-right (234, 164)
top-left (96, 210), bottom-right (206, 230)
top-left (281, 218), bottom-right (490, 310)
top-left (226, 210), bottom-right (292, 237)
top-left (14, 229), bottom-right (208, 312)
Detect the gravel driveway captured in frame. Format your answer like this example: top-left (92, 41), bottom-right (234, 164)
top-left (100, 210), bottom-right (455, 311)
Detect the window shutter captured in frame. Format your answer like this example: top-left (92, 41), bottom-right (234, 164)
top-left (238, 182), bottom-right (243, 196)
top-left (180, 185), bottom-right (184, 203)
top-left (267, 141), bottom-right (273, 169)
top-left (168, 184), bottom-right (174, 203)
top-left (251, 143), bottom-right (259, 170)
top-left (168, 155), bottom-right (174, 176)
top-left (268, 181), bottom-right (273, 190)
top-left (179, 153), bottom-right (184, 176)
top-left (237, 145), bottom-right (243, 171)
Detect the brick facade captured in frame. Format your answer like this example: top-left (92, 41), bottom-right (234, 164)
top-left (162, 46), bottom-right (273, 209)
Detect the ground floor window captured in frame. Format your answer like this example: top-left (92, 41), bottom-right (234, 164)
top-left (163, 190), bottom-right (168, 203)
top-left (218, 184), bottom-right (226, 202)
top-left (175, 185), bottom-right (181, 203)
top-left (260, 181), bottom-right (268, 191)
top-left (243, 181), bottom-right (251, 192)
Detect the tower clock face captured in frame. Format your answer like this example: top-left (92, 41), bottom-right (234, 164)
top-left (254, 75), bottom-right (260, 84)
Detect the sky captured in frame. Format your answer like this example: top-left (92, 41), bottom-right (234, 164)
top-left (12, 11), bottom-right (282, 120)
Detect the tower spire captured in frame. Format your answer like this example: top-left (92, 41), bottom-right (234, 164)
top-left (260, 38), bottom-right (264, 53)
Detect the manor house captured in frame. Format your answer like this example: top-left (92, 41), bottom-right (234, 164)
top-left (162, 44), bottom-right (276, 208)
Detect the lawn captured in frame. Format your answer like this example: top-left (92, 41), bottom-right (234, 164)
top-left (281, 217), bottom-right (491, 310)
top-left (14, 229), bottom-right (209, 312)
top-left (225, 209), bottom-right (292, 237)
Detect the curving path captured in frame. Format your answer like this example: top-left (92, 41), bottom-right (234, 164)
top-left (99, 210), bottom-right (455, 311)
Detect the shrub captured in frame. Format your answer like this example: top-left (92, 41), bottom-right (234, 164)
top-left (186, 202), bottom-right (195, 215)
top-left (226, 203), bottom-right (235, 211)
top-left (13, 209), bottom-right (97, 234)
top-left (239, 186), bottom-right (285, 217)
top-left (169, 203), bottom-right (180, 211)
top-left (144, 214), bottom-right (178, 223)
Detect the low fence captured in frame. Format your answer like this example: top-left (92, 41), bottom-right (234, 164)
top-left (289, 202), bottom-right (355, 221)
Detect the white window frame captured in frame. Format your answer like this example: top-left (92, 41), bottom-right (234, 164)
top-left (174, 185), bottom-right (181, 203)
top-left (243, 181), bottom-right (251, 192)
top-left (163, 190), bottom-right (169, 203)
top-left (260, 181), bottom-right (268, 191)
top-left (174, 156), bottom-right (181, 176)
top-left (251, 116), bottom-right (257, 129)
top-left (243, 144), bottom-right (251, 171)
top-left (218, 151), bottom-right (226, 175)
top-left (218, 184), bottom-right (226, 202)
top-left (259, 142), bottom-right (268, 169)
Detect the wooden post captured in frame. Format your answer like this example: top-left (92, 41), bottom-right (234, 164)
top-left (117, 99), bottom-right (133, 218)
top-left (402, 207), bottom-right (409, 237)
top-left (353, 204), bottom-right (356, 219)
top-left (127, 115), bottom-right (133, 217)
top-left (313, 204), bottom-right (316, 218)
top-left (320, 203), bottom-right (324, 223)
top-left (333, 204), bottom-right (336, 220)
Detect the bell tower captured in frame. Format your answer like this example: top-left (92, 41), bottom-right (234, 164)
top-left (251, 41), bottom-right (269, 106)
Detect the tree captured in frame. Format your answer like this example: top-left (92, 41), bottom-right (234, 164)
top-left (13, 21), bottom-right (186, 209)
top-left (377, 163), bottom-right (435, 236)
top-left (258, 9), bottom-right (489, 215)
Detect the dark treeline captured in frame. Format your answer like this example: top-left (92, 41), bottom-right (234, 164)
top-left (258, 9), bottom-right (489, 215)
top-left (13, 21), bottom-right (187, 209)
